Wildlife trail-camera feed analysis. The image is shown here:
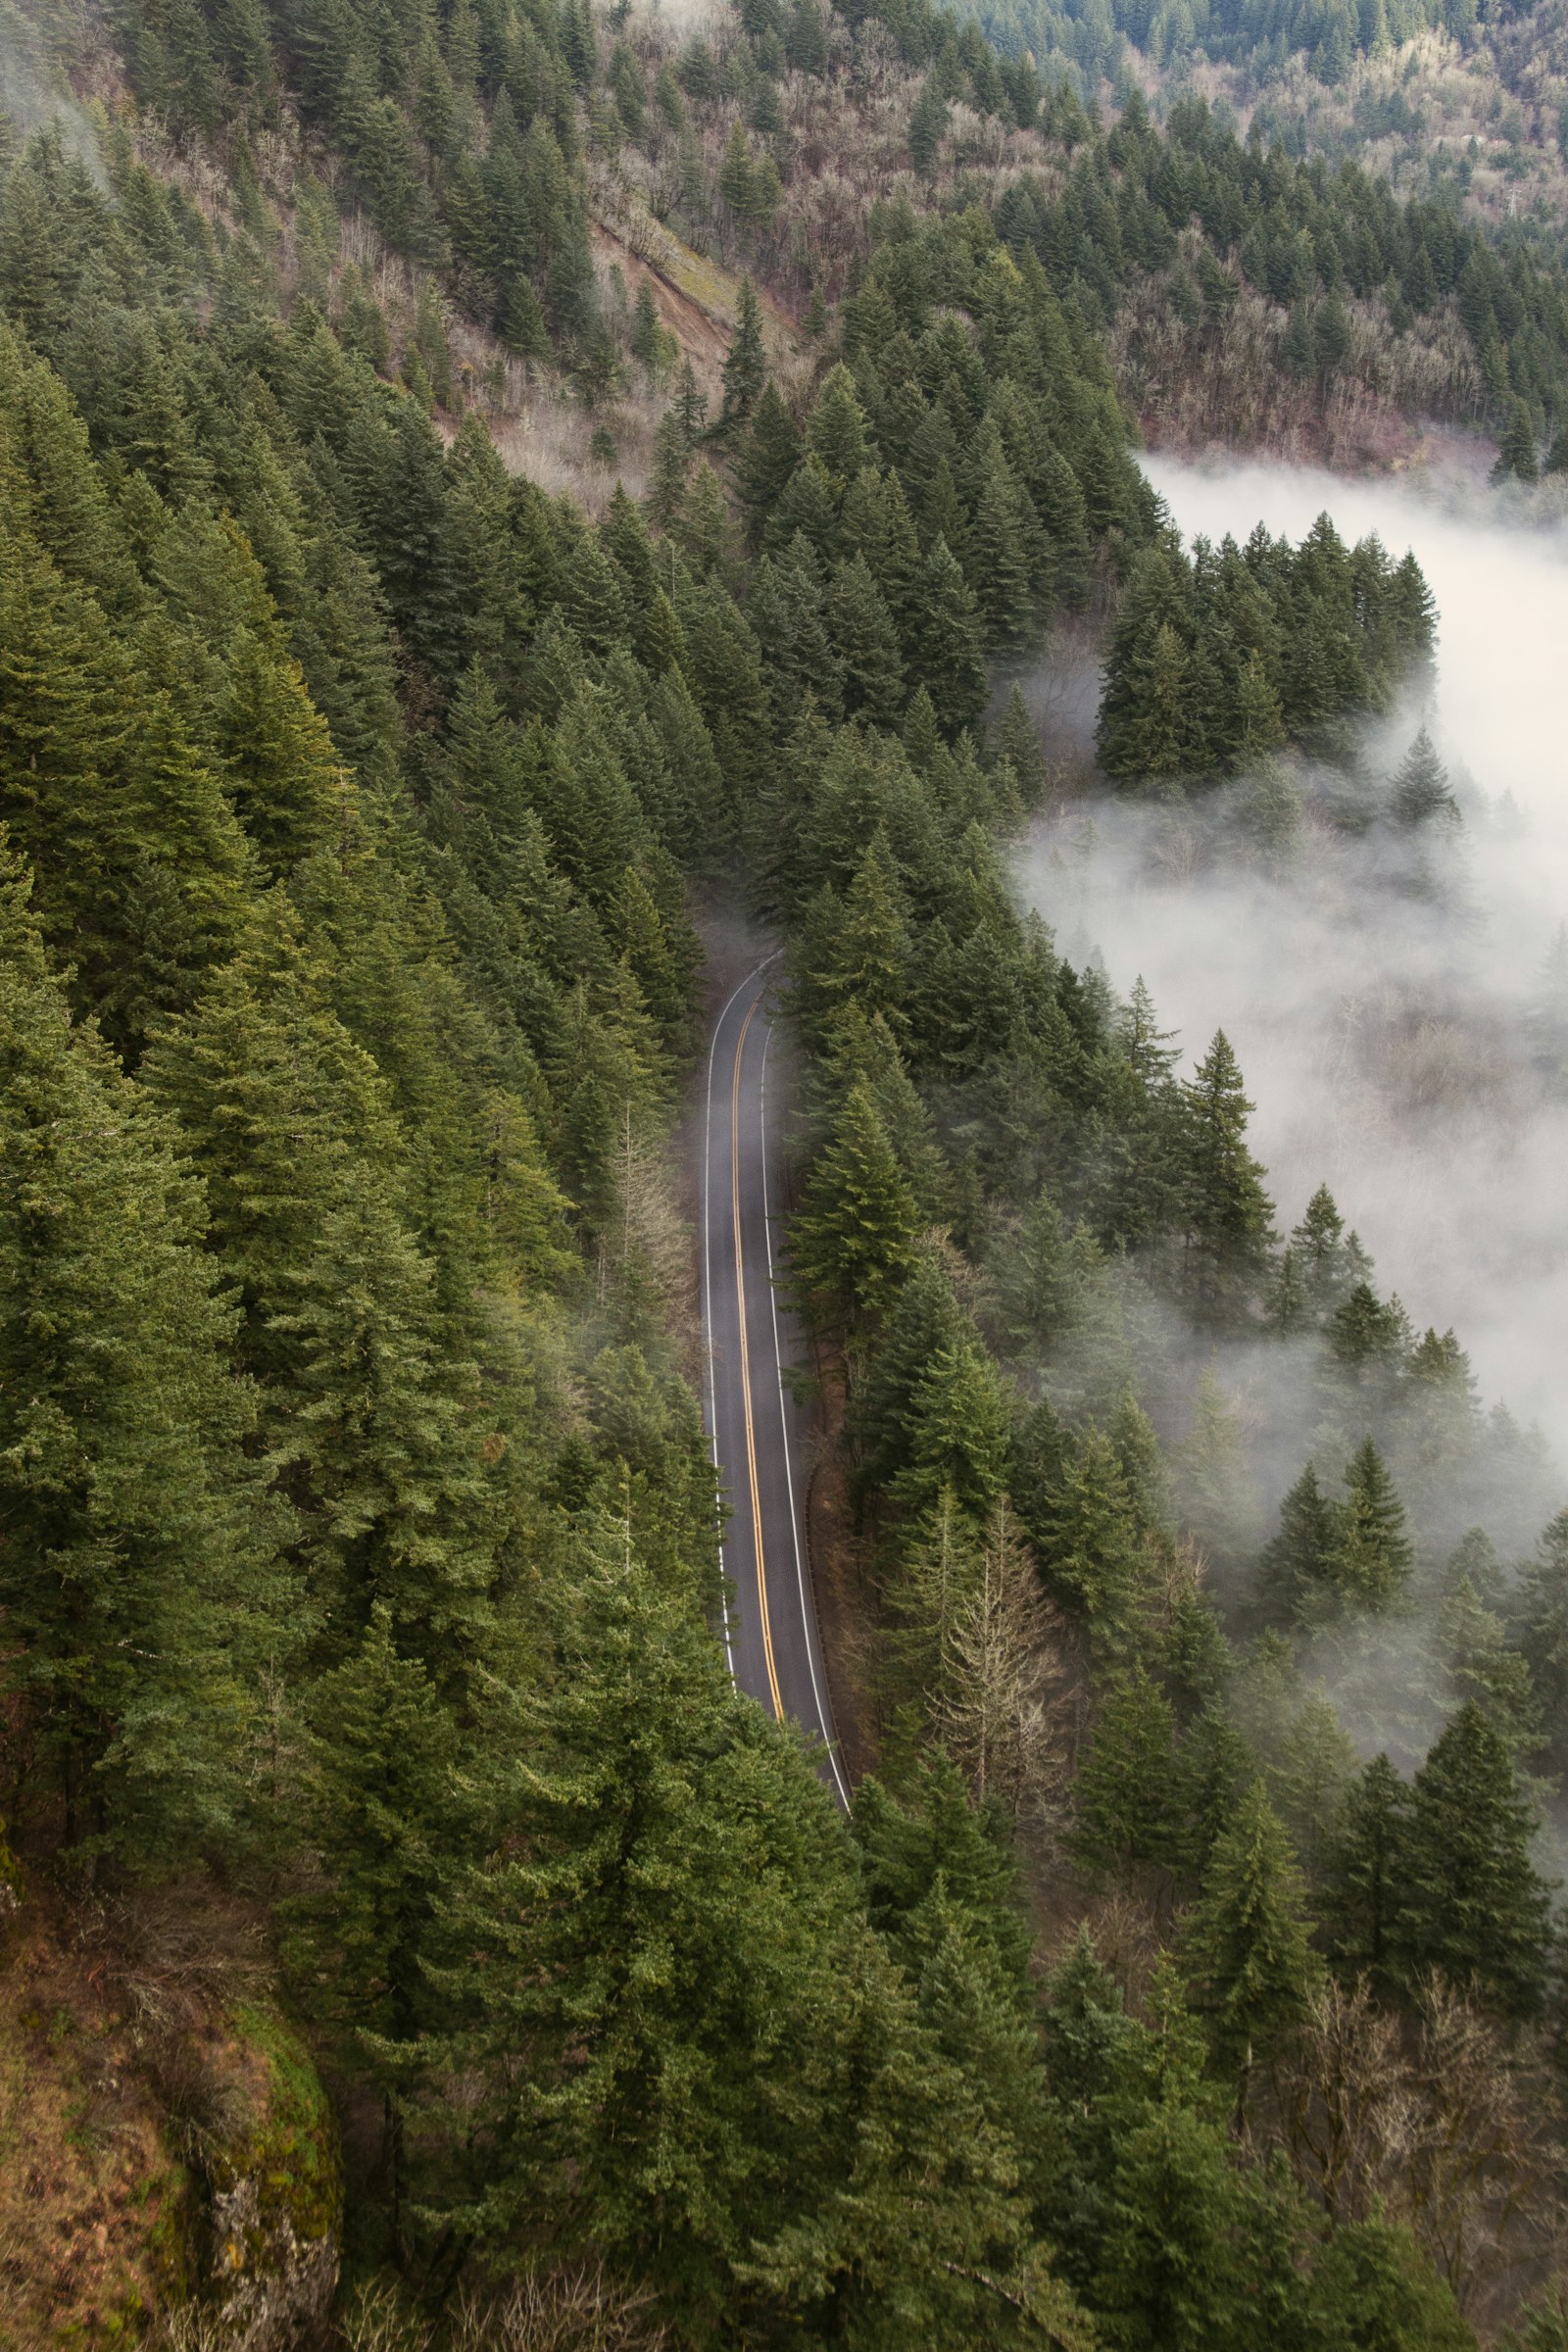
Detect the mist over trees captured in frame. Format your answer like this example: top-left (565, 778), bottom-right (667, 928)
top-left (1, 0), bottom-right (1568, 2339)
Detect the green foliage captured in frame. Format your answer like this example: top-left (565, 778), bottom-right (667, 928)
top-left (1097, 518), bottom-right (1433, 790)
top-left (1183, 1779), bottom-right (1320, 2079)
top-left (0, 850), bottom-right (285, 1859)
top-left (1397, 1701), bottom-right (1552, 2015)
top-left (790, 1078), bottom-right (920, 1327)
top-left (0, 21), bottom-right (1549, 2337)
top-left (1178, 1031), bottom-right (1277, 1323)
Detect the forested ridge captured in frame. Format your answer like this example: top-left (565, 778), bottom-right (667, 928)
top-left (1, 0), bottom-right (1568, 2343)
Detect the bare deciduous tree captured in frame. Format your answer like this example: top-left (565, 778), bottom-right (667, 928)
top-left (930, 1500), bottom-right (1067, 1826)
top-left (1403, 1977), bottom-right (1565, 2319)
top-left (1279, 1973), bottom-right (1417, 2226)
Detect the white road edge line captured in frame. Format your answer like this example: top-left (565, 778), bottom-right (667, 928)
top-left (702, 956), bottom-right (777, 1688)
top-left (760, 1005), bottom-right (854, 1814)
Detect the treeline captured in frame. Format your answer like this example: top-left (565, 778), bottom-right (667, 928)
top-left (78, 0), bottom-right (1568, 470)
top-left (1096, 510), bottom-right (1435, 780)
top-left (966, 0), bottom-right (1476, 96)
top-left (121, 0), bottom-right (606, 359)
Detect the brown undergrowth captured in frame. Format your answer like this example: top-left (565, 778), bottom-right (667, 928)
top-left (0, 1880), bottom-right (337, 2349)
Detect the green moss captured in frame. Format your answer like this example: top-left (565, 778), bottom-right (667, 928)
top-left (144, 2163), bottom-right (196, 2300)
top-left (217, 2004), bottom-right (342, 2249)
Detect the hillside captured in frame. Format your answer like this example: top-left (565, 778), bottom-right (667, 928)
top-left (2, 0), bottom-right (1568, 2342)
top-left (958, 0), bottom-right (1568, 268)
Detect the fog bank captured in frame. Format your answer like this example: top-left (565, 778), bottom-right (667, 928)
top-left (1023, 457), bottom-right (1568, 1463)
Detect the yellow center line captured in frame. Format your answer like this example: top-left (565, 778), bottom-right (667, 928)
top-left (732, 992), bottom-right (784, 1721)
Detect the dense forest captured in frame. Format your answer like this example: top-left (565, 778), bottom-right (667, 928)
top-left (2, 0), bottom-right (1568, 2342)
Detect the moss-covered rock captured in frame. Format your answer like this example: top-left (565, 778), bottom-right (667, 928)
top-left (200, 2004), bottom-right (342, 2351)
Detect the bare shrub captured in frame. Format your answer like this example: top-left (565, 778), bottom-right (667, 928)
top-left (338, 2276), bottom-right (433, 2352)
top-left (448, 2264), bottom-right (668, 2352)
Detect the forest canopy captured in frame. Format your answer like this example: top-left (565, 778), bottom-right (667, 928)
top-left (0, 0), bottom-right (1565, 2342)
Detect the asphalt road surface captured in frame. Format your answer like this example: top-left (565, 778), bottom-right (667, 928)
top-left (702, 959), bottom-right (851, 1810)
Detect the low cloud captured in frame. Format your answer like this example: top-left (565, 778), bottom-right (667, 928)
top-left (1020, 455), bottom-right (1568, 1474)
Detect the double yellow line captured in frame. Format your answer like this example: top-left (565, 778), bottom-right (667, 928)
top-left (731, 994), bottom-right (784, 1721)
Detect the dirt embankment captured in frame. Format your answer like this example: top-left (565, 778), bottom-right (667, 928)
top-left (0, 1883), bottom-right (339, 2350)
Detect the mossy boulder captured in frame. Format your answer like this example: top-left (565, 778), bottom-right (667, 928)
top-left (200, 2004), bottom-right (341, 2351)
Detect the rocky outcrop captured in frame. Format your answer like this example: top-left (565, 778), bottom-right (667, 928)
top-left (200, 2005), bottom-right (342, 2352)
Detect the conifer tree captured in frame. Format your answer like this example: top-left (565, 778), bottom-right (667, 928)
top-left (1100, 618), bottom-right (1193, 781)
top-left (1328, 1438), bottom-right (1413, 1614)
top-left (888, 1335), bottom-right (1014, 1526)
top-left (1516, 1506), bottom-right (1568, 1776)
top-left (646, 409), bottom-right (691, 535)
top-left (1019, 1425), bottom-right (1146, 1644)
top-left (1258, 1461), bottom-right (1343, 1626)
top-left (1389, 726), bottom-right (1459, 827)
top-left (887, 1484), bottom-right (983, 1701)
top-left (995, 682), bottom-right (1050, 805)
top-left (1179, 1031), bottom-right (1277, 1324)
top-left (737, 380), bottom-right (800, 543)
top-left (1324, 1755), bottom-right (1409, 2001)
top-left (908, 75), bottom-right (948, 174)
top-left (1091, 2102), bottom-right (1251, 2351)
top-left (852, 1250), bottom-right (968, 1495)
top-left (914, 536), bottom-right (988, 737)
top-left (1072, 1669), bottom-right (1187, 1878)
top-left (1493, 400), bottom-right (1540, 482)
top-left (1184, 1779), bottom-right (1320, 2089)
top-left (789, 1078), bottom-right (918, 1327)
top-left (0, 851), bottom-right (284, 1857)
top-left (287, 1602), bottom-right (461, 2224)
top-left (1397, 1702), bottom-right (1551, 2016)
top-left (270, 1190), bottom-right (502, 1675)
top-left (1288, 1184), bottom-right (1373, 1320)
top-left (828, 555), bottom-right (906, 726)
top-left (717, 275), bottom-right (766, 438)
top-left (807, 362), bottom-right (870, 488)
top-left (217, 620), bottom-right (349, 875)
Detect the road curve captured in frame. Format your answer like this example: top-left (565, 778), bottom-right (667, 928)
top-left (702, 960), bottom-right (851, 1811)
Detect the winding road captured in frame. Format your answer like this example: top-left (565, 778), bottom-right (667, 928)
top-left (702, 959), bottom-right (851, 1811)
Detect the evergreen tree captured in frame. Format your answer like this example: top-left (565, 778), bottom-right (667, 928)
top-left (1396, 1701), bottom-right (1551, 2016)
top-left (995, 682), bottom-right (1050, 805)
top-left (1322, 1753), bottom-right (1409, 1993)
top-left (1179, 1031), bottom-right (1277, 1324)
top-left (807, 363), bottom-right (870, 488)
top-left (1018, 1424), bottom-right (1146, 1646)
top-left (888, 1335), bottom-right (1014, 1526)
top-left (908, 75), bottom-right (948, 174)
top-left (0, 852), bottom-right (285, 1858)
top-left (1288, 1184), bottom-right (1373, 1320)
top-left (1389, 726), bottom-right (1459, 827)
top-left (286, 1602), bottom-right (460, 2221)
top-left (789, 1078), bottom-right (919, 1326)
top-left (1516, 1506), bottom-right (1568, 1776)
top-left (1072, 1669), bottom-right (1187, 1878)
top-left (718, 275), bottom-right (766, 439)
top-left (914, 536), bottom-right (988, 737)
top-left (269, 1190), bottom-right (502, 1675)
top-left (1258, 1461), bottom-right (1343, 1626)
top-left (1327, 1439), bottom-right (1413, 1614)
top-left (1493, 400), bottom-right (1540, 483)
top-left (1184, 1780), bottom-right (1320, 2090)
top-left (737, 381), bottom-right (801, 544)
